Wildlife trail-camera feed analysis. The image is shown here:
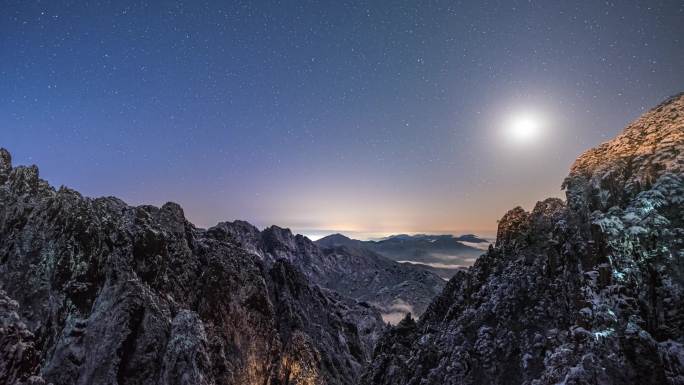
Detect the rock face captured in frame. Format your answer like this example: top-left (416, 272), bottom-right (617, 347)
top-left (0, 153), bottom-right (385, 385)
top-left (363, 93), bottom-right (684, 384)
top-left (208, 222), bottom-right (445, 321)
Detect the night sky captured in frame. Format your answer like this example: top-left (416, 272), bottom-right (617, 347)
top-left (2, 1), bottom-right (684, 239)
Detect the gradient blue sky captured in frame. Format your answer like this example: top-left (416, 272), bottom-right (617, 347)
top-left (2, 1), bottom-right (683, 238)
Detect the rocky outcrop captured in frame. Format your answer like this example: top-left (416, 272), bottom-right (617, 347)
top-left (0, 290), bottom-right (44, 385)
top-left (0, 152), bottom-right (384, 385)
top-left (362, 94), bottom-right (684, 384)
top-left (564, 92), bottom-right (684, 213)
top-left (209, 222), bottom-right (445, 321)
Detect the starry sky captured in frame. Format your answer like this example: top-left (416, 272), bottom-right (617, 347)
top-left (2, 1), bottom-right (684, 239)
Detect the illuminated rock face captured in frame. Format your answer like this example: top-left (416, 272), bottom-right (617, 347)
top-left (0, 152), bottom-right (384, 385)
top-left (363, 94), bottom-right (684, 385)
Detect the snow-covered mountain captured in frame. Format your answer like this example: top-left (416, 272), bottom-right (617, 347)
top-left (362, 93), bottom-right (684, 384)
top-left (0, 151), bottom-right (385, 385)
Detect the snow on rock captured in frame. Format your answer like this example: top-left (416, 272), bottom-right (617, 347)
top-left (362, 93), bottom-right (684, 385)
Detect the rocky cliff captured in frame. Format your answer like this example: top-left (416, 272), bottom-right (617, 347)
top-left (0, 148), bottom-right (385, 385)
top-left (362, 94), bottom-right (684, 384)
top-left (207, 221), bottom-right (445, 322)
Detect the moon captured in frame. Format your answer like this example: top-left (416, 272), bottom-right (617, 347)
top-left (502, 111), bottom-right (545, 145)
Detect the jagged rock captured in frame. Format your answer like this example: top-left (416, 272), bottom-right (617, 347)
top-left (159, 310), bottom-right (211, 385)
top-left (0, 152), bottom-right (385, 385)
top-left (495, 206), bottom-right (531, 251)
top-left (362, 94), bottom-right (684, 384)
top-left (209, 221), bottom-right (446, 321)
top-left (0, 290), bottom-right (44, 385)
top-left (0, 148), bottom-right (11, 184)
top-left (564, 92), bottom-right (684, 212)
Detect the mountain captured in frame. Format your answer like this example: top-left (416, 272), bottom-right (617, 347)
top-left (207, 222), bottom-right (446, 321)
top-left (379, 234), bottom-right (489, 244)
top-left (316, 233), bottom-right (487, 270)
top-left (314, 233), bottom-right (365, 249)
top-left (453, 234), bottom-right (489, 244)
top-left (0, 150), bottom-right (385, 385)
top-left (362, 94), bottom-right (684, 384)
top-left (3, 91), bottom-right (681, 385)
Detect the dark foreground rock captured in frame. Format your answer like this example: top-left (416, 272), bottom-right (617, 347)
top-left (0, 147), bottom-right (384, 385)
top-left (362, 94), bottom-right (684, 384)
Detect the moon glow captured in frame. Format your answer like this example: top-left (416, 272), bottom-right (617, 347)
top-left (505, 112), bottom-right (543, 144)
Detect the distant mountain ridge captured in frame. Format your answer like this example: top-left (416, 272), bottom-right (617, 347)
top-left (316, 232), bottom-right (488, 278)
top-left (379, 233), bottom-right (489, 243)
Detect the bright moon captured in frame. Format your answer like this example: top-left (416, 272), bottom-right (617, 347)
top-left (505, 112), bottom-right (543, 144)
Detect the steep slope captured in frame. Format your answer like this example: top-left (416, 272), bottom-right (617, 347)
top-left (311, 246), bottom-right (445, 323)
top-left (397, 261), bottom-right (467, 281)
top-left (363, 93), bottom-right (684, 384)
top-left (208, 222), bottom-right (445, 321)
top-left (0, 149), bottom-right (384, 385)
